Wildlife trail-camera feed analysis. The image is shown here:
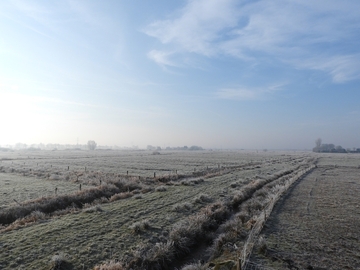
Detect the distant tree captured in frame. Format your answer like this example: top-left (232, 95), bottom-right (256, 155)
top-left (189, 145), bottom-right (203, 151)
top-left (87, 140), bottom-right (97, 150)
top-left (313, 138), bottom-right (322, 152)
top-left (315, 138), bottom-right (322, 148)
top-left (335, 145), bottom-right (346, 153)
top-left (147, 145), bottom-right (156, 151)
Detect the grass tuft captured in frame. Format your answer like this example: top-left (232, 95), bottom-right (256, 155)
top-left (155, 185), bottom-right (167, 192)
top-left (82, 205), bottom-right (103, 213)
top-left (93, 260), bottom-right (124, 270)
top-left (257, 236), bottom-right (267, 255)
top-left (109, 192), bottom-right (132, 202)
top-left (193, 193), bottom-right (212, 204)
top-left (172, 202), bottom-right (192, 212)
top-left (181, 261), bottom-right (204, 270)
top-left (129, 219), bottom-right (150, 234)
top-left (50, 252), bottom-right (69, 270)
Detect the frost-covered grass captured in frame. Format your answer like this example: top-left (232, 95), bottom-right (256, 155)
top-left (0, 150), bottom-right (314, 269)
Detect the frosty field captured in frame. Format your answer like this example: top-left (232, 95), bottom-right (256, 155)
top-left (0, 150), bottom-right (358, 269)
top-left (250, 154), bottom-right (360, 270)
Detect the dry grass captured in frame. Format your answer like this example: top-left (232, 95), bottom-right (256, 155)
top-left (0, 150), bottom-right (316, 269)
top-left (82, 204), bottom-right (103, 213)
top-left (180, 261), bottom-right (204, 270)
top-left (125, 162), bottom-right (316, 270)
top-left (109, 192), bottom-right (133, 202)
top-left (0, 184), bottom-right (121, 226)
top-left (49, 252), bottom-right (68, 270)
top-left (248, 163), bottom-right (360, 269)
top-left (155, 185), bottom-right (167, 192)
top-left (129, 219), bottom-right (150, 234)
top-left (193, 193), bottom-right (212, 204)
top-left (133, 194), bottom-right (143, 199)
top-left (173, 202), bottom-right (192, 212)
top-left (94, 261), bottom-right (124, 270)
top-left (0, 174), bottom-right (151, 228)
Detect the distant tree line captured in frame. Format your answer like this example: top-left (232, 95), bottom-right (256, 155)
top-left (147, 145), bottom-right (204, 151)
top-left (166, 145), bottom-right (203, 151)
top-left (313, 138), bottom-right (360, 153)
top-left (1, 143), bottom-right (204, 151)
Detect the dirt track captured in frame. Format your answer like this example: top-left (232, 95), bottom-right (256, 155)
top-left (252, 165), bottom-right (360, 269)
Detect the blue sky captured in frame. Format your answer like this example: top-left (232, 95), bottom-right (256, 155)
top-left (0, 0), bottom-right (359, 149)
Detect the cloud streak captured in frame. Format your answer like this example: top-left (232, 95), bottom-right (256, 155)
top-left (147, 50), bottom-right (177, 67)
top-left (144, 0), bottom-right (360, 82)
top-left (144, 0), bottom-right (238, 57)
top-left (296, 54), bottom-right (360, 83)
top-left (216, 83), bottom-right (287, 101)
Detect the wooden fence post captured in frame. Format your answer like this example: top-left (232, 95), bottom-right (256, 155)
top-left (237, 258), bottom-right (242, 270)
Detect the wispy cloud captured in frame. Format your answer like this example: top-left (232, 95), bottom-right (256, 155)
top-left (144, 0), bottom-right (238, 57)
top-left (216, 83), bottom-right (286, 100)
top-left (144, 0), bottom-right (360, 82)
top-left (147, 50), bottom-right (177, 67)
top-left (295, 54), bottom-right (360, 83)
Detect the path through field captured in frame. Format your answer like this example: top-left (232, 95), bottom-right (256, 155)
top-left (251, 163), bottom-right (360, 269)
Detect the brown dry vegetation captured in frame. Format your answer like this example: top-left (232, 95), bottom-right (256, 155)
top-left (0, 150), bottom-right (332, 269)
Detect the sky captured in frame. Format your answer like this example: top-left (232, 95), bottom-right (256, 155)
top-left (0, 0), bottom-right (359, 150)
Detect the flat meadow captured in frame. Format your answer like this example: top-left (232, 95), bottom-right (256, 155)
top-left (0, 149), bottom-right (358, 269)
top-left (250, 154), bottom-right (360, 270)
